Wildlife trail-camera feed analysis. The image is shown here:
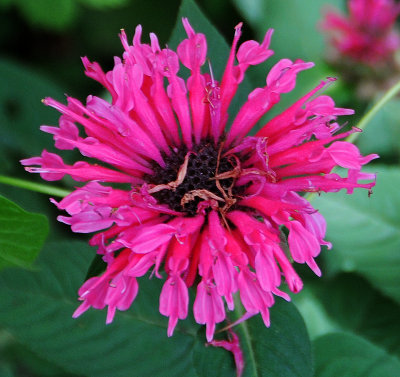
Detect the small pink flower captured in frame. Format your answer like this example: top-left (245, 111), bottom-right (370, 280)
top-left (22, 18), bottom-right (377, 355)
top-left (321, 0), bottom-right (400, 65)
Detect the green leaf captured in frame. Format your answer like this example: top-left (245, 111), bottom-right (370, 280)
top-left (357, 98), bottom-right (400, 158)
top-left (85, 253), bottom-right (107, 280)
top-left (0, 237), bottom-right (313, 377)
top-left (169, 0), bottom-right (254, 127)
top-left (192, 328), bottom-right (236, 377)
top-left (231, 0), bottom-right (350, 119)
top-left (239, 301), bottom-right (313, 377)
top-left (292, 286), bottom-right (340, 340)
top-left (0, 240), bottom-right (198, 377)
top-left (314, 332), bottom-right (400, 377)
top-left (0, 58), bottom-right (66, 158)
top-left (0, 183), bottom-right (68, 242)
top-left (0, 365), bottom-right (15, 377)
top-left (15, 0), bottom-right (77, 30)
top-left (232, 0), bottom-right (344, 63)
top-left (0, 195), bottom-right (48, 269)
top-left (313, 165), bottom-right (400, 303)
top-left (311, 273), bottom-right (400, 358)
top-left (193, 300), bottom-right (313, 377)
top-left (78, 0), bottom-right (129, 8)
top-left (169, 0), bottom-right (229, 80)
top-left (1, 340), bottom-right (81, 377)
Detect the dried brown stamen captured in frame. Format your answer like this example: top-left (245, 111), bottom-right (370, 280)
top-left (147, 140), bottom-right (247, 217)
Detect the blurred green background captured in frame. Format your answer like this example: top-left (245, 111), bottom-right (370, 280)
top-left (1, 0), bottom-right (400, 376)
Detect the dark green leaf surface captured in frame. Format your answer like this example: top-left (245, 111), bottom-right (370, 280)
top-left (192, 328), bottom-right (236, 377)
top-left (0, 241), bottom-right (198, 377)
top-left (238, 301), bottom-right (313, 377)
top-left (0, 340), bottom-right (82, 377)
top-left (169, 0), bottom-right (230, 79)
top-left (314, 332), bottom-right (400, 377)
top-left (0, 59), bottom-right (65, 158)
top-left (194, 300), bottom-right (313, 377)
top-left (78, 0), bottom-right (129, 8)
top-left (312, 274), bottom-right (400, 358)
top-left (0, 195), bottom-right (48, 269)
top-left (313, 166), bottom-right (400, 303)
top-left (0, 238), bottom-right (314, 377)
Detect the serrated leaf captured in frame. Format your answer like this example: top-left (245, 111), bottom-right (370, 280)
top-left (314, 332), bottom-right (400, 377)
top-left (313, 165), bottom-right (400, 303)
top-left (0, 240), bottom-right (199, 377)
top-left (193, 300), bottom-right (313, 377)
top-left (0, 195), bottom-right (48, 269)
top-left (168, 0), bottom-right (253, 127)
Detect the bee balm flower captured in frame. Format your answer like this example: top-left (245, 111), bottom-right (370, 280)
top-left (22, 19), bottom-right (377, 343)
top-left (321, 0), bottom-right (400, 65)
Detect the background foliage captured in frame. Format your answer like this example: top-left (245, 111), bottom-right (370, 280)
top-left (0, 0), bottom-right (399, 376)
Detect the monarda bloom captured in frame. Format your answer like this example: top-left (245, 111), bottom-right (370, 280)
top-left (321, 0), bottom-right (400, 66)
top-left (22, 19), bottom-right (377, 343)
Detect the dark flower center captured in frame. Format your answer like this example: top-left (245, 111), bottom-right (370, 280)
top-left (147, 140), bottom-right (245, 216)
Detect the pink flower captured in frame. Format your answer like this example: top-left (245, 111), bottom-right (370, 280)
top-left (321, 0), bottom-right (400, 65)
top-left (22, 19), bottom-right (377, 347)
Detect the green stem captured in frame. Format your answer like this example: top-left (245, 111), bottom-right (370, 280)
top-left (0, 175), bottom-right (71, 197)
top-left (346, 78), bottom-right (400, 143)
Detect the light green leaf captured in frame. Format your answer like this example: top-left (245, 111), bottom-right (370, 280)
top-left (0, 195), bottom-right (48, 269)
top-left (314, 332), bottom-right (400, 377)
top-left (232, 0), bottom-right (351, 119)
top-left (357, 98), bottom-right (400, 157)
top-left (313, 165), bottom-right (400, 303)
top-left (232, 0), bottom-right (345, 63)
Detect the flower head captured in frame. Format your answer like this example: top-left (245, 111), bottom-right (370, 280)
top-left (22, 19), bottom-right (377, 343)
top-left (321, 0), bottom-right (400, 65)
